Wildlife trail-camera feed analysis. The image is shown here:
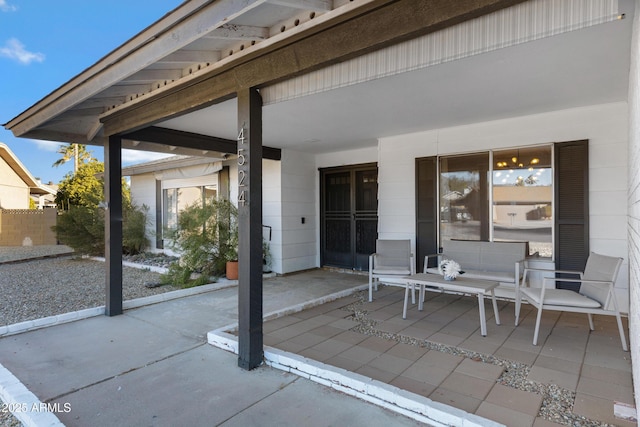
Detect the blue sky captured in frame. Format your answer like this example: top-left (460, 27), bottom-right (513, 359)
top-left (0, 0), bottom-right (181, 184)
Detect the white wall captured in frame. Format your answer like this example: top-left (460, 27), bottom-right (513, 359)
top-left (378, 102), bottom-right (630, 312)
top-left (262, 158), bottom-right (282, 273)
top-left (278, 149), bottom-right (317, 273)
top-left (130, 174), bottom-right (158, 251)
top-left (627, 0), bottom-right (640, 411)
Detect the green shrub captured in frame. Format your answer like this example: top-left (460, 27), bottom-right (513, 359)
top-left (53, 206), bottom-right (105, 255)
top-left (53, 203), bottom-right (150, 256)
top-left (123, 204), bottom-right (150, 255)
top-left (161, 198), bottom-right (238, 287)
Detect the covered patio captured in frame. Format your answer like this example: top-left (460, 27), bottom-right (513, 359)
top-left (220, 273), bottom-right (634, 426)
top-left (3, 0), bottom-right (639, 425)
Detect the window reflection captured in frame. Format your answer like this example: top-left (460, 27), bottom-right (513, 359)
top-left (439, 153), bottom-right (489, 242)
top-left (493, 146), bottom-right (552, 257)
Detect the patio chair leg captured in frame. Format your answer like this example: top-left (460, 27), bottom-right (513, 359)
top-left (533, 307), bottom-right (543, 346)
top-left (368, 276), bottom-right (373, 302)
top-left (615, 312), bottom-right (629, 351)
top-left (515, 295), bottom-right (521, 326)
top-left (587, 313), bottom-right (595, 331)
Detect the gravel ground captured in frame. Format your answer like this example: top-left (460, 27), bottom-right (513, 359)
top-left (0, 248), bottom-right (180, 426)
top-left (0, 256), bottom-right (178, 327)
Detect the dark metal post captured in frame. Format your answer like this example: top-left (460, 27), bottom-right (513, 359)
top-left (237, 87), bottom-right (263, 370)
top-left (105, 135), bottom-right (123, 316)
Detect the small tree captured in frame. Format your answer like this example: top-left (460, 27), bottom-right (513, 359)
top-left (162, 198), bottom-right (238, 287)
top-left (53, 160), bottom-right (147, 256)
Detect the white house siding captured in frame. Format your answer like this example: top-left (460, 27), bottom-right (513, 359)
top-left (278, 150), bottom-right (316, 273)
top-left (377, 102), bottom-right (630, 312)
top-left (262, 158), bottom-right (283, 273)
top-left (627, 0), bottom-right (640, 411)
top-left (129, 174), bottom-right (158, 250)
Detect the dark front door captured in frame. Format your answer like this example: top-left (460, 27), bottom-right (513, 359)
top-left (321, 164), bottom-right (378, 270)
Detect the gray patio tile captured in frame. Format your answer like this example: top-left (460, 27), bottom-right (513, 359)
top-left (583, 347), bottom-right (632, 371)
top-left (455, 358), bottom-right (504, 382)
top-left (389, 376), bottom-right (437, 398)
top-left (476, 401), bottom-right (536, 427)
top-left (368, 310), bottom-right (398, 322)
top-left (309, 338), bottom-right (353, 358)
top-left (399, 364), bottom-right (452, 387)
top-left (263, 334), bottom-right (284, 346)
top-left (458, 337), bottom-right (502, 355)
top-left (413, 349), bottom-right (464, 371)
top-left (377, 319), bottom-right (415, 334)
top-left (288, 332), bottom-right (328, 348)
top-left (385, 343), bottom-right (429, 362)
top-left (532, 354), bottom-right (581, 375)
top-left (580, 363), bottom-right (633, 387)
top-left (368, 352), bottom-right (414, 375)
top-left (356, 364), bottom-right (398, 383)
top-left (484, 384), bottom-right (543, 417)
top-left (263, 325), bottom-right (306, 341)
top-left (263, 315), bottom-right (301, 332)
top-left (324, 355), bottom-right (365, 372)
top-left (438, 372), bottom-right (494, 400)
top-left (437, 324), bottom-right (477, 339)
top-left (327, 317), bottom-right (359, 330)
top-left (332, 330), bottom-right (369, 345)
top-left (299, 347), bottom-right (331, 362)
top-left (527, 365), bottom-right (579, 391)
top-left (276, 340), bottom-right (308, 354)
top-left (398, 324), bottom-right (441, 340)
top-left (309, 324), bottom-right (344, 338)
top-left (358, 336), bottom-right (397, 353)
top-left (426, 332), bottom-right (466, 346)
top-left (576, 376), bottom-right (635, 403)
top-left (493, 346), bottom-right (539, 365)
top-left (573, 393), bottom-right (638, 427)
top-left (429, 387), bottom-right (482, 414)
top-left (539, 343), bottom-right (585, 363)
top-left (338, 345), bottom-right (382, 364)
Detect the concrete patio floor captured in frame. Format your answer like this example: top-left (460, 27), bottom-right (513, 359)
top-left (236, 279), bottom-right (635, 427)
top-left (0, 269), bottom-right (635, 426)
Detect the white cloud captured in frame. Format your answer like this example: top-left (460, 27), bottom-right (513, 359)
top-left (0, 0), bottom-right (17, 12)
top-left (30, 139), bottom-right (62, 152)
top-left (122, 150), bottom-right (174, 165)
top-left (0, 38), bottom-right (44, 65)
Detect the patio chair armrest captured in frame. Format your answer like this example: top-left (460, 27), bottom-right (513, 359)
top-left (542, 277), bottom-right (614, 287)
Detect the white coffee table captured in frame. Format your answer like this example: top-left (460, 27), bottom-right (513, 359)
top-left (400, 273), bottom-right (501, 337)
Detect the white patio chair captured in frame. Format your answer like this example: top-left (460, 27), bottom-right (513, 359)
top-left (515, 252), bottom-right (628, 351)
top-left (368, 239), bottom-right (414, 302)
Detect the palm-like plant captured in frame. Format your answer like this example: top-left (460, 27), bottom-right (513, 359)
top-left (52, 143), bottom-right (95, 172)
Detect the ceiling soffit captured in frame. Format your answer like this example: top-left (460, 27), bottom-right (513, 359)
top-left (99, 0), bottom-right (529, 137)
top-left (262, 0), bottom-right (621, 105)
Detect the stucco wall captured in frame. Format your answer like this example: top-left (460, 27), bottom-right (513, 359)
top-left (378, 102), bottom-right (630, 312)
top-left (0, 209), bottom-right (57, 246)
top-left (0, 159), bottom-right (29, 209)
top-left (627, 0), bottom-right (640, 412)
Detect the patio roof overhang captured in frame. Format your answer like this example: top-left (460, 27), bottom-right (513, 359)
top-left (3, 0), bottom-right (535, 150)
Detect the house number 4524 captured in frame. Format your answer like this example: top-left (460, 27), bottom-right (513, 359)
top-left (237, 127), bottom-right (247, 206)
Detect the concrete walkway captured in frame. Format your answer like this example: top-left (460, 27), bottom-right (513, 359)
top-left (0, 270), bottom-right (430, 427)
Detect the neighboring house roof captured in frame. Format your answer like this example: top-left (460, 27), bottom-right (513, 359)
top-left (0, 142), bottom-right (57, 197)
